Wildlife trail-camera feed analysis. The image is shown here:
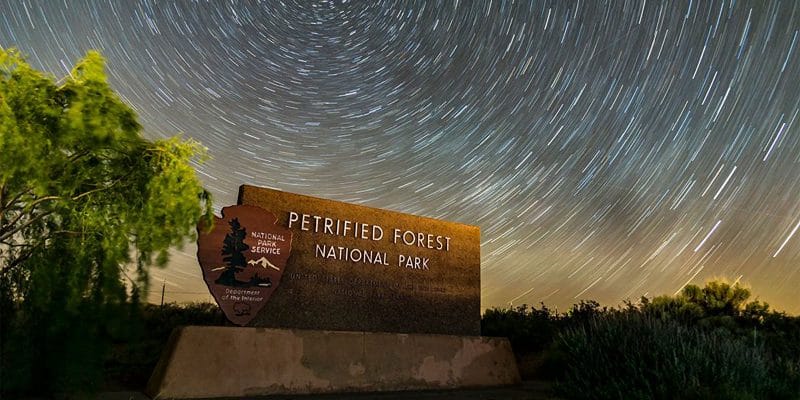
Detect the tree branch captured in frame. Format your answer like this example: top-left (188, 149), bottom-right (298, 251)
top-left (68, 149), bottom-right (91, 162)
top-left (50, 230), bottom-right (82, 237)
top-left (0, 196), bottom-right (60, 238)
top-left (71, 180), bottom-right (120, 201)
top-left (0, 187), bottom-right (32, 215)
top-left (0, 183), bottom-right (5, 234)
top-left (0, 240), bottom-right (33, 248)
top-left (0, 243), bottom-right (37, 276)
top-left (0, 177), bottom-right (125, 248)
top-left (0, 210), bottom-right (55, 243)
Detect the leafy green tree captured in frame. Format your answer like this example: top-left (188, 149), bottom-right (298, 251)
top-left (0, 48), bottom-right (212, 395)
top-left (680, 279), bottom-right (752, 317)
top-left (641, 294), bottom-right (704, 322)
top-left (742, 299), bottom-right (771, 320)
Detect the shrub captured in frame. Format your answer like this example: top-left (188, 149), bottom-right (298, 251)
top-left (481, 303), bottom-right (557, 354)
top-left (104, 302), bottom-right (225, 390)
top-left (554, 312), bottom-right (776, 400)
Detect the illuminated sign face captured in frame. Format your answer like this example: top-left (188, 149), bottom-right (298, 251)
top-left (287, 211), bottom-right (452, 270)
top-left (200, 185), bottom-right (481, 335)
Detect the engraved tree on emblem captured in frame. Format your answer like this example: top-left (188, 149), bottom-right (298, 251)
top-left (215, 218), bottom-right (249, 286)
top-left (214, 218), bottom-right (272, 288)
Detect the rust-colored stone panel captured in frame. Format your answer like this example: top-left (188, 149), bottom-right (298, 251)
top-left (237, 185), bottom-right (481, 336)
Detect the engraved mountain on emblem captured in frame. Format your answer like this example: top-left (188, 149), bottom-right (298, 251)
top-left (248, 256), bottom-right (280, 271)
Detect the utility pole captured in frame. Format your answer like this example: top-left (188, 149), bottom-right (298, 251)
top-left (160, 279), bottom-right (166, 307)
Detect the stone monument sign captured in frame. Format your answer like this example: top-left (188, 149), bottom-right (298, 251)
top-left (149, 185), bottom-right (516, 399)
top-left (199, 185), bottom-right (481, 335)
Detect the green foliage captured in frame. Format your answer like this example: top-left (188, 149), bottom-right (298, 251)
top-left (0, 48), bottom-right (212, 397)
top-left (481, 303), bottom-right (556, 354)
top-left (554, 313), bottom-right (777, 400)
top-left (679, 280), bottom-right (752, 317)
top-left (481, 279), bottom-right (800, 399)
top-left (640, 294), bottom-right (705, 322)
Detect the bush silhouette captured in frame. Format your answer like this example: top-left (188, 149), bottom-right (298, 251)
top-left (554, 312), bottom-right (772, 400)
top-left (481, 279), bottom-right (800, 399)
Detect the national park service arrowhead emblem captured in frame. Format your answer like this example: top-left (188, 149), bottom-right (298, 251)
top-left (197, 205), bottom-right (292, 326)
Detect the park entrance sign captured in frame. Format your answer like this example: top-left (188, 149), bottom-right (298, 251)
top-left (150, 185), bottom-right (518, 398)
top-left (198, 185), bottom-right (481, 335)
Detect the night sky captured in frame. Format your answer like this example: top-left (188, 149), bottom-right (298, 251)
top-left (2, 1), bottom-right (799, 313)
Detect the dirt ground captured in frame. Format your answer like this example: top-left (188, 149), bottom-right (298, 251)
top-left (97, 381), bottom-right (564, 400)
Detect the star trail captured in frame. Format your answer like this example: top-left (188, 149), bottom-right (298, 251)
top-left (2, 0), bottom-right (799, 313)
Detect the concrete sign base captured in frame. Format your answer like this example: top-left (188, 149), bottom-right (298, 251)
top-left (146, 326), bottom-right (520, 399)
